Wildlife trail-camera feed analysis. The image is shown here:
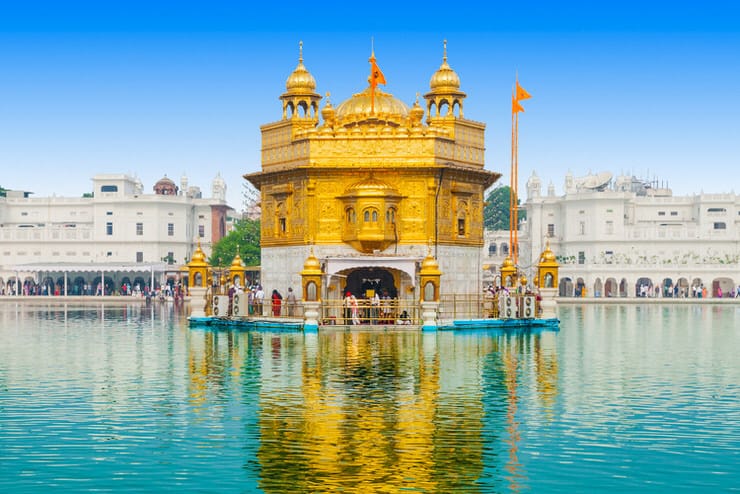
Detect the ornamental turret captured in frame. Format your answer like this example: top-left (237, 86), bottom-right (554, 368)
top-left (280, 41), bottom-right (322, 124)
top-left (424, 40), bottom-right (466, 122)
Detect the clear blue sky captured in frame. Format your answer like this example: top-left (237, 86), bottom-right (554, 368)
top-left (1, 1), bottom-right (739, 210)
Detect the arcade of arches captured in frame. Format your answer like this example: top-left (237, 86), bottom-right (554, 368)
top-left (559, 275), bottom-right (738, 298)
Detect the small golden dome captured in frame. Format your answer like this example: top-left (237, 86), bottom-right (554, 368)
top-left (230, 253), bottom-right (245, 269)
top-left (285, 42), bottom-right (317, 93)
top-left (410, 98), bottom-right (424, 123)
top-left (301, 249), bottom-right (322, 275)
top-left (335, 87), bottom-right (410, 126)
top-left (501, 256), bottom-right (515, 269)
top-left (321, 94), bottom-right (335, 122)
top-left (539, 242), bottom-right (558, 264)
top-left (342, 174), bottom-right (401, 198)
top-left (421, 253), bottom-right (441, 273)
top-left (188, 242), bottom-right (210, 267)
top-left (429, 40), bottom-right (461, 92)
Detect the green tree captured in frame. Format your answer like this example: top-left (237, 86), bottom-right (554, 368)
top-left (0, 186), bottom-right (6, 197)
top-left (484, 185), bottom-right (526, 230)
top-left (209, 218), bottom-right (261, 267)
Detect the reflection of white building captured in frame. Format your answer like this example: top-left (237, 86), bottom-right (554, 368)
top-left (485, 171), bottom-right (740, 298)
top-left (0, 173), bottom-right (235, 295)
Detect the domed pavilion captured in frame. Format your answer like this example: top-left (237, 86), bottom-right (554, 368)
top-left (245, 41), bottom-right (500, 301)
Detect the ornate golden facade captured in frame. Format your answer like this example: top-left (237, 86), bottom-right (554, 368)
top-left (246, 41), bottom-right (500, 298)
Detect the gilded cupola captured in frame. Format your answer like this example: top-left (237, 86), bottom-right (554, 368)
top-left (280, 41), bottom-right (322, 122)
top-left (424, 40), bottom-right (466, 121)
top-left (335, 87), bottom-right (410, 127)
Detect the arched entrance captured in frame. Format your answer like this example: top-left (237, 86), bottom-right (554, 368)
top-left (344, 268), bottom-right (398, 299)
top-left (605, 277), bottom-right (618, 298)
top-left (559, 277), bottom-right (574, 297)
top-left (636, 277), bottom-right (653, 297)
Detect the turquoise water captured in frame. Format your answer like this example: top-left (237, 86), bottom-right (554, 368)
top-left (0, 302), bottom-right (738, 493)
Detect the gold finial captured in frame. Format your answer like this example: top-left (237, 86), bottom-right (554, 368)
top-left (299, 40), bottom-right (303, 63)
top-left (443, 39), bottom-right (448, 62)
top-left (415, 92), bottom-right (420, 104)
top-left (371, 36), bottom-right (375, 57)
top-left (325, 91), bottom-right (331, 104)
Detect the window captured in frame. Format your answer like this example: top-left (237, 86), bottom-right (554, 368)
top-left (502, 243), bottom-right (509, 255)
top-left (579, 221), bottom-right (586, 235)
top-left (101, 185), bottom-right (118, 192)
top-left (346, 208), bottom-right (356, 224)
top-left (547, 224), bottom-right (555, 237)
top-left (386, 208), bottom-right (396, 224)
top-left (136, 252), bottom-right (143, 263)
top-left (714, 222), bottom-right (726, 230)
top-left (658, 211), bottom-right (666, 216)
top-left (372, 210), bottom-right (378, 222)
top-left (708, 207), bottom-right (726, 213)
top-left (670, 211), bottom-right (678, 216)
top-left (279, 217), bottom-right (286, 232)
top-left (106, 211), bottom-right (113, 216)
top-left (457, 218), bottom-right (466, 236)
top-left (167, 251), bottom-right (174, 264)
top-left (136, 223), bottom-right (143, 236)
top-left (364, 210), bottom-right (370, 222)
top-left (106, 222), bottom-right (113, 235)
top-left (167, 223), bottom-right (174, 236)
top-left (488, 244), bottom-right (497, 255)
top-left (106, 251), bottom-right (112, 257)
top-left (198, 225), bottom-right (205, 238)
top-left (578, 251), bottom-right (585, 264)
top-left (21, 212), bottom-right (28, 216)
top-left (606, 220), bottom-right (614, 234)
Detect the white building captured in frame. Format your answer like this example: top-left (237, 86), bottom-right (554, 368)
top-left (483, 171), bottom-right (740, 299)
top-left (0, 173), bottom-right (235, 295)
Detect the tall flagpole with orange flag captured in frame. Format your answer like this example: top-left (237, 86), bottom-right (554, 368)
top-left (510, 76), bottom-right (530, 267)
top-left (368, 39), bottom-right (386, 115)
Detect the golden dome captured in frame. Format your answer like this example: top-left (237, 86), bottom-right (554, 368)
top-left (501, 256), bottom-right (515, 268)
top-left (341, 174), bottom-right (401, 198)
top-left (230, 253), bottom-right (245, 269)
top-left (429, 40), bottom-right (461, 92)
top-left (188, 242), bottom-right (210, 267)
top-left (539, 241), bottom-right (558, 264)
top-left (301, 249), bottom-right (322, 275)
top-left (285, 42), bottom-right (317, 93)
top-left (335, 87), bottom-right (410, 126)
top-left (420, 253), bottom-right (442, 275)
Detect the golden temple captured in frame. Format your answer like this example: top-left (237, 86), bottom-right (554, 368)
top-left (245, 41), bottom-right (500, 301)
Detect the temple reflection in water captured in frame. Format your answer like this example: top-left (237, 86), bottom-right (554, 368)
top-left (186, 328), bottom-right (559, 492)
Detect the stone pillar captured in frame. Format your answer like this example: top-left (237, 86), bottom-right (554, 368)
top-left (539, 287), bottom-right (558, 319)
top-left (420, 301), bottom-right (439, 331)
top-left (189, 286), bottom-right (208, 318)
top-left (303, 301), bottom-right (320, 333)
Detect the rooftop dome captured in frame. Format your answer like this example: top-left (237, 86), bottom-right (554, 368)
top-left (285, 42), bottom-right (317, 93)
top-left (335, 87), bottom-right (410, 126)
top-left (154, 175), bottom-right (178, 195)
top-left (429, 40), bottom-right (461, 93)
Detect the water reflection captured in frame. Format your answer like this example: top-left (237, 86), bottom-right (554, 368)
top-left (3, 302), bottom-right (738, 492)
top-left (185, 328), bottom-right (560, 492)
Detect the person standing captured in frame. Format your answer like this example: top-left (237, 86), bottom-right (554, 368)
top-left (343, 291), bottom-right (352, 324)
top-left (350, 294), bottom-right (360, 325)
top-left (286, 287), bottom-right (297, 316)
top-left (254, 285), bottom-right (264, 315)
top-left (271, 289), bottom-right (282, 317)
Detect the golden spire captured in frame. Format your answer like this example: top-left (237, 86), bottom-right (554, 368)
top-left (285, 40), bottom-right (316, 93)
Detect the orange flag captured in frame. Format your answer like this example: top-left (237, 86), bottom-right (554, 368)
top-left (512, 95), bottom-right (525, 113)
top-left (369, 55), bottom-right (386, 87)
top-left (515, 81), bottom-right (531, 101)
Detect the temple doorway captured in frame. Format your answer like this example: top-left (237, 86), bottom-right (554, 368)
top-left (344, 268), bottom-right (398, 299)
